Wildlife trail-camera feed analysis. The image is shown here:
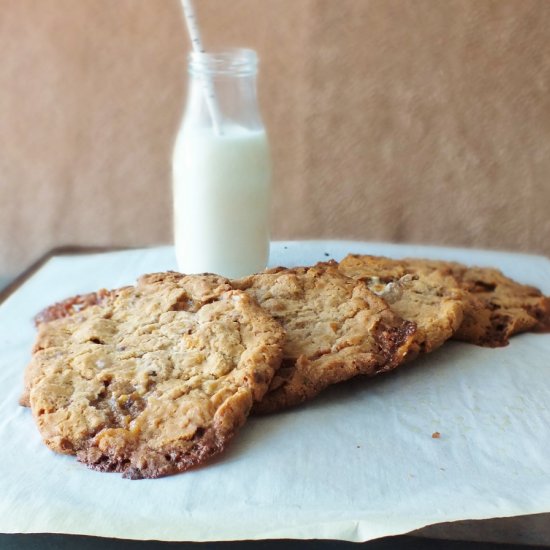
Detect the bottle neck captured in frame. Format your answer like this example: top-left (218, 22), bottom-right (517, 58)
top-left (184, 49), bottom-right (264, 133)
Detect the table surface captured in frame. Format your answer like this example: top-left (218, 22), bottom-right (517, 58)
top-left (2, 245), bottom-right (549, 549)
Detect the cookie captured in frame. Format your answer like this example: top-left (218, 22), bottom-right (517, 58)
top-left (407, 260), bottom-right (550, 347)
top-left (23, 272), bottom-right (284, 479)
top-left (341, 254), bottom-right (550, 347)
top-left (338, 255), bottom-right (465, 353)
top-left (232, 262), bottom-right (417, 414)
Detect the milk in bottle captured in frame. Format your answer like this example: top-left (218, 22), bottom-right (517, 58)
top-left (172, 49), bottom-right (271, 278)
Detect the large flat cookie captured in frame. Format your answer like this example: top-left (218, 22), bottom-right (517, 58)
top-left (404, 259), bottom-right (550, 346)
top-left (340, 254), bottom-right (550, 347)
top-left (232, 262), bottom-right (417, 414)
top-left (338, 255), bottom-right (465, 353)
top-left (23, 272), bottom-right (284, 479)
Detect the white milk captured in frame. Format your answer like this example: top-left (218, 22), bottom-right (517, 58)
top-left (172, 125), bottom-right (271, 278)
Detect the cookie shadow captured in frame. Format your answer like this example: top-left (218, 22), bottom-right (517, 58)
top-left (209, 341), bottom-right (483, 469)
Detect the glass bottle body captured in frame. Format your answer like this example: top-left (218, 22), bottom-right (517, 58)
top-left (172, 49), bottom-right (271, 278)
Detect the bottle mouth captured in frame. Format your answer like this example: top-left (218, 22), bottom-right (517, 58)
top-left (188, 48), bottom-right (258, 76)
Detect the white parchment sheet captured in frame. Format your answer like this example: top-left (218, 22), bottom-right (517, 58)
top-left (0, 241), bottom-right (549, 542)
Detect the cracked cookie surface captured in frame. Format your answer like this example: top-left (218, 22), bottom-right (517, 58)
top-left (23, 272), bottom-right (284, 479)
top-left (232, 262), bottom-right (417, 413)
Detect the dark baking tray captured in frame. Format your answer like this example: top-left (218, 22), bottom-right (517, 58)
top-left (0, 534), bottom-right (547, 550)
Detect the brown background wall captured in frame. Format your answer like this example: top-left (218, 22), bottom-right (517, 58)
top-left (1, 0), bottom-right (549, 284)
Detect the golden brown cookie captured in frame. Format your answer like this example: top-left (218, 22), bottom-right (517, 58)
top-left (23, 272), bottom-right (284, 479)
top-left (340, 254), bottom-right (550, 347)
top-left (232, 262), bottom-right (417, 414)
top-left (338, 255), bottom-right (465, 353)
top-left (406, 260), bottom-right (550, 347)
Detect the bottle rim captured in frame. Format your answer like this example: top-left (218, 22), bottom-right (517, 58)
top-left (188, 48), bottom-right (258, 76)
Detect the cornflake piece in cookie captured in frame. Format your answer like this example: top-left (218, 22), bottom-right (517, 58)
top-left (23, 272), bottom-right (285, 479)
top-left (232, 262), bottom-right (417, 414)
top-left (338, 255), bottom-right (465, 354)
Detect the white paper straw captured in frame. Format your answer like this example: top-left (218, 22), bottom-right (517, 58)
top-left (181, 0), bottom-right (223, 135)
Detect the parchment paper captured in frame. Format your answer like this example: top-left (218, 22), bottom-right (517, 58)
top-left (1, 241), bottom-right (549, 542)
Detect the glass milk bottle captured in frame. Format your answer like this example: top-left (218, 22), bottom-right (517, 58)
top-left (172, 48), bottom-right (271, 278)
